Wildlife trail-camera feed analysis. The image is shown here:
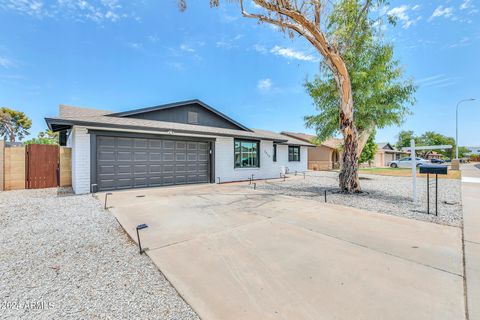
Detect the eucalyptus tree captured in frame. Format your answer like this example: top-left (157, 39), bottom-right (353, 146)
top-left (304, 5), bottom-right (416, 170)
top-left (179, 0), bottom-right (405, 192)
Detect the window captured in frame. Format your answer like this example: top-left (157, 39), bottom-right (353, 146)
top-left (234, 140), bottom-right (260, 168)
top-left (273, 144), bottom-right (277, 162)
top-left (288, 146), bottom-right (300, 162)
top-left (187, 111), bottom-right (198, 124)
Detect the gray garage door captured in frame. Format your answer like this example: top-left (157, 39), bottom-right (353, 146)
top-left (96, 136), bottom-right (210, 191)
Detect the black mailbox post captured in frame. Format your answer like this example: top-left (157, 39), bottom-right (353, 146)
top-left (419, 164), bottom-right (448, 216)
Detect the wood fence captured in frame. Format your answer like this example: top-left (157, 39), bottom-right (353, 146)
top-left (0, 142), bottom-right (71, 191)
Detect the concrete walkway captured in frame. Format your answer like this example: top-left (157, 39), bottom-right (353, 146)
top-left (105, 183), bottom-right (465, 320)
top-left (462, 163), bottom-right (480, 320)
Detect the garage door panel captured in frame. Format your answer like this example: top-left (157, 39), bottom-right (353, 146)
top-left (134, 152), bottom-right (148, 161)
top-left (164, 141), bottom-right (174, 149)
top-left (163, 153), bottom-right (174, 161)
top-left (117, 151), bottom-right (132, 161)
top-left (134, 139), bottom-right (148, 148)
top-left (98, 165), bottom-right (115, 175)
top-left (150, 165), bottom-right (162, 174)
top-left (98, 136), bottom-right (115, 147)
top-left (163, 164), bottom-right (174, 173)
top-left (98, 150), bottom-right (115, 161)
top-left (149, 140), bottom-right (162, 149)
top-left (176, 153), bottom-right (187, 161)
top-left (96, 136), bottom-right (210, 191)
top-left (117, 138), bottom-right (133, 148)
top-left (150, 152), bottom-right (162, 161)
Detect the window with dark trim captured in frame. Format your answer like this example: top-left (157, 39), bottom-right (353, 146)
top-left (273, 144), bottom-right (277, 162)
top-left (288, 146), bottom-right (300, 162)
top-left (234, 139), bottom-right (260, 168)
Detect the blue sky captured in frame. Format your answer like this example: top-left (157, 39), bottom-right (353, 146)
top-left (0, 0), bottom-right (479, 146)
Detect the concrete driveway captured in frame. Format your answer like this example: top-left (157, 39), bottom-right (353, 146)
top-left (106, 183), bottom-right (465, 320)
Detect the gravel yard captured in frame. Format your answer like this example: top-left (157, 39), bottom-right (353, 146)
top-left (254, 171), bottom-right (462, 226)
top-left (0, 188), bottom-right (199, 320)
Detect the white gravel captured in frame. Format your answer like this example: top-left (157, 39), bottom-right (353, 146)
top-left (0, 188), bottom-right (199, 320)
top-left (254, 171), bottom-right (462, 227)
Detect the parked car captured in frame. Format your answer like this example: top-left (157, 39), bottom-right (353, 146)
top-left (389, 157), bottom-right (430, 168)
top-left (431, 158), bottom-right (445, 164)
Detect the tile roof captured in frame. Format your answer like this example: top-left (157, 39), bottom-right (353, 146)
top-left (46, 105), bottom-right (314, 147)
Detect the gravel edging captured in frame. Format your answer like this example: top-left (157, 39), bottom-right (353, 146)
top-left (0, 188), bottom-right (199, 320)
top-left (253, 171), bottom-right (462, 227)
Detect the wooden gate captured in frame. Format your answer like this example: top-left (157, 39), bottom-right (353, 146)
top-left (26, 144), bottom-right (59, 189)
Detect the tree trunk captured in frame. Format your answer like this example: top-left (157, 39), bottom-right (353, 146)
top-left (334, 64), bottom-right (360, 193)
top-left (339, 108), bottom-right (360, 193)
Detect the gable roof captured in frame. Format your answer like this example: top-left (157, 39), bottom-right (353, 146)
top-left (45, 104), bottom-right (314, 147)
top-left (281, 132), bottom-right (342, 149)
top-left (108, 99), bottom-right (251, 132)
top-left (377, 142), bottom-right (395, 150)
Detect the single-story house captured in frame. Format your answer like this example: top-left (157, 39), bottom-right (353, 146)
top-left (280, 132), bottom-right (342, 170)
top-left (372, 142), bottom-right (407, 167)
top-left (45, 99), bottom-right (313, 194)
top-left (424, 151), bottom-right (442, 160)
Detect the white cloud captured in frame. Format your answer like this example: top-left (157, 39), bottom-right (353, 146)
top-left (127, 42), bottom-right (142, 50)
top-left (270, 46), bottom-right (316, 61)
top-left (148, 35), bottom-right (159, 43)
top-left (0, 56), bottom-right (14, 68)
top-left (180, 44), bottom-right (195, 53)
top-left (216, 34), bottom-right (243, 49)
top-left (0, 0), bottom-right (128, 23)
top-left (429, 6), bottom-right (454, 21)
top-left (416, 74), bottom-right (456, 88)
top-left (449, 36), bottom-right (471, 48)
top-left (253, 44), bottom-right (267, 54)
top-left (460, 0), bottom-right (472, 10)
top-left (387, 5), bottom-right (421, 29)
top-left (257, 78), bottom-right (272, 92)
top-left (167, 62), bottom-right (185, 71)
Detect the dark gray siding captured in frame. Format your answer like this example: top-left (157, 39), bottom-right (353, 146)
top-left (124, 103), bottom-right (243, 130)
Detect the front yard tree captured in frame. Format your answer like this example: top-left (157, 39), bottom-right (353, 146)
top-left (180, 0), bottom-right (402, 192)
top-left (0, 107), bottom-right (32, 142)
top-left (358, 132), bottom-right (377, 165)
top-left (305, 27), bottom-right (416, 166)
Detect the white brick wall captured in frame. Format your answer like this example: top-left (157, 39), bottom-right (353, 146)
top-left (70, 126), bottom-right (91, 194)
top-left (215, 137), bottom-right (308, 183)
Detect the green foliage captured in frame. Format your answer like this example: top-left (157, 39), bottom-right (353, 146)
top-left (358, 132), bottom-right (378, 164)
top-left (458, 146), bottom-right (470, 159)
top-left (304, 0), bottom-right (416, 143)
top-left (395, 130), bottom-right (416, 150)
top-left (0, 107), bottom-right (32, 142)
top-left (395, 130), bottom-right (456, 158)
top-left (24, 130), bottom-right (59, 145)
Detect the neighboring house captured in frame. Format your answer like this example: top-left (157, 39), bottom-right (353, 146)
top-left (465, 146), bottom-right (480, 156)
top-left (372, 143), bottom-right (407, 167)
top-left (45, 99), bottom-right (313, 194)
top-left (281, 132), bottom-right (342, 170)
top-left (424, 151), bottom-right (442, 160)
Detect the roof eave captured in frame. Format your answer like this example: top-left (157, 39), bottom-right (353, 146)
top-left (44, 118), bottom-right (289, 142)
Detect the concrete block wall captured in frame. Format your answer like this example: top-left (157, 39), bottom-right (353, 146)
top-left (215, 137), bottom-right (308, 183)
top-left (70, 126), bottom-right (91, 194)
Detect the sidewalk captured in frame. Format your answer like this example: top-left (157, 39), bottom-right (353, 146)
top-left (461, 163), bottom-right (480, 320)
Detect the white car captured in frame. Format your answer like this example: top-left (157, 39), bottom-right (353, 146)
top-left (389, 157), bottom-right (430, 168)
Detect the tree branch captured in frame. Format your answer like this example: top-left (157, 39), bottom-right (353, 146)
top-left (349, 0), bottom-right (371, 39)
